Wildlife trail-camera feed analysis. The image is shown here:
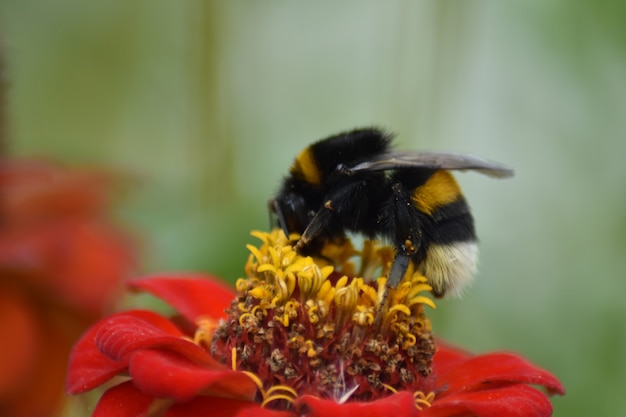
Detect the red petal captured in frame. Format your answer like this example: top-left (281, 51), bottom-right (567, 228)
top-left (296, 391), bottom-right (420, 417)
top-left (432, 340), bottom-right (473, 378)
top-left (93, 381), bottom-right (155, 417)
top-left (129, 349), bottom-right (257, 402)
top-left (94, 312), bottom-right (217, 366)
top-left (66, 317), bottom-right (129, 394)
top-left (435, 352), bottom-right (565, 397)
top-left (128, 274), bottom-right (236, 322)
top-left (165, 397), bottom-right (294, 417)
top-left (66, 310), bottom-right (190, 394)
top-left (423, 385), bottom-right (554, 417)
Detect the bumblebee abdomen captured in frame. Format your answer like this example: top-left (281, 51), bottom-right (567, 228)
top-left (407, 171), bottom-right (478, 296)
top-left (410, 170), bottom-right (462, 216)
top-left (419, 241), bottom-right (478, 297)
top-left (409, 170), bottom-right (476, 243)
top-left (426, 198), bottom-right (476, 244)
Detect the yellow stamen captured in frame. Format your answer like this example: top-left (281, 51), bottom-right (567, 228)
top-left (402, 332), bottom-right (417, 349)
top-left (249, 285), bottom-right (273, 300)
top-left (335, 275), bottom-right (349, 290)
top-left (267, 246), bottom-right (280, 267)
top-left (251, 304), bottom-right (268, 320)
top-left (408, 296), bottom-right (437, 310)
top-left (242, 371), bottom-right (267, 398)
top-left (305, 340), bottom-right (318, 358)
top-left (358, 281), bottom-right (379, 306)
top-left (234, 348), bottom-right (270, 401)
top-left (257, 264), bottom-right (277, 274)
top-left (382, 383), bottom-right (398, 393)
top-left (352, 305), bottom-right (375, 327)
top-left (275, 275), bottom-right (291, 300)
top-left (261, 393), bottom-right (296, 408)
top-left (250, 230), bottom-right (272, 245)
top-left (265, 385), bottom-right (298, 399)
top-left (305, 299), bottom-right (328, 324)
top-left (376, 277), bottom-right (388, 304)
top-left (286, 300), bottom-right (299, 312)
top-left (387, 304), bottom-right (411, 318)
top-left (231, 347), bottom-right (237, 371)
top-left (317, 280), bottom-right (336, 307)
top-left (246, 244), bottom-right (266, 265)
top-left (238, 312), bottom-right (256, 327)
top-left (298, 264), bottom-right (330, 299)
top-left (192, 318), bottom-right (217, 345)
top-left (413, 391), bottom-right (435, 410)
top-left (334, 279), bottom-right (358, 309)
top-left (235, 278), bottom-right (248, 292)
top-left (390, 282), bottom-right (413, 304)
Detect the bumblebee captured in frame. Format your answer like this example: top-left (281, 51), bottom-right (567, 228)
top-left (270, 127), bottom-right (513, 297)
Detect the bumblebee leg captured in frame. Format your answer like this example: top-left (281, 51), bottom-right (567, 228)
top-left (376, 181), bottom-right (423, 325)
top-left (387, 252), bottom-right (411, 289)
top-left (294, 200), bottom-right (334, 251)
top-left (268, 199), bottom-right (285, 234)
top-left (375, 244), bottom-right (415, 324)
top-left (375, 240), bottom-right (418, 327)
top-left (269, 198), bottom-right (294, 237)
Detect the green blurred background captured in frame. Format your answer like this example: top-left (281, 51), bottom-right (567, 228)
top-left (1, 1), bottom-right (625, 416)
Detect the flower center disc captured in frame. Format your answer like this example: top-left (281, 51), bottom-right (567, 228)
top-left (211, 230), bottom-right (437, 406)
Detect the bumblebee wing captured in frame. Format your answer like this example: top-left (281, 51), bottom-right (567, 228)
top-left (349, 151), bottom-right (514, 178)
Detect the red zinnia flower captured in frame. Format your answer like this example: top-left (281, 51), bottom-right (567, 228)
top-left (0, 160), bottom-right (135, 417)
top-left (66, 230), bottom-right (563, 417)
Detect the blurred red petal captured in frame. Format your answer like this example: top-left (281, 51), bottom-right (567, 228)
top-left (14, 302), bottom-right (86, 416)
top-left (0, 159), bottom-right (110, 221)
top-left (0, 289), bottom-right (38, 395)
top-left (435, 352), bottom-right (565, 397)
top-left (52, 221), bottom-right (133, 313)
top-left (129, 349), bottom-right (257, 402)
top-left (0, 222), bottom-right (125, 315)
top-left (423, 385), bottom-right (554, 417)
top-left (128, 274), bottom-right (236, 322)
top-left (296, 391), bottom-right (419, 417)
top-left (165, 397), bottom-right (294, 417)
top-left (93, 381), bottom-right (156, 417)
top-left (94, 312), bottom-right (216, 366)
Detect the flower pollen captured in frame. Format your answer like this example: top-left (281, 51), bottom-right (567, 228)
top-left (211, 229), bottom-right (437, 408)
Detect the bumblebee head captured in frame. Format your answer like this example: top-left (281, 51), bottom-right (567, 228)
top-left (269, 192), bottom-right (311, 236)
top-left (290, 128), bottom-right (393, 187)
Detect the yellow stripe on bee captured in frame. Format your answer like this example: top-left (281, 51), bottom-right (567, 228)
top-left (411, 171), bottom-right (461, 215)
top-left (291, 148), bottom-right (322, 185)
